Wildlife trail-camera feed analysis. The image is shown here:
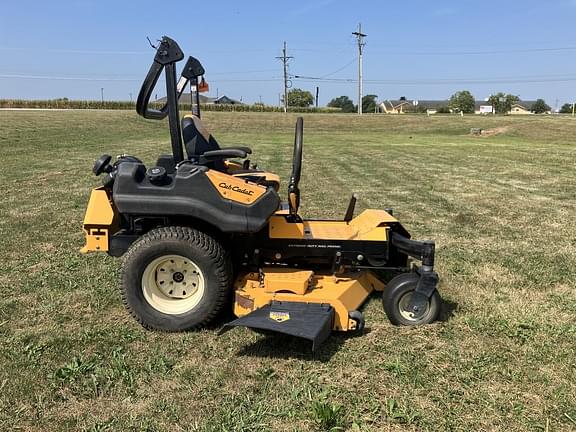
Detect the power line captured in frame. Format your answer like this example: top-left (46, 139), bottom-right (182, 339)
top-left (352, 23), bottom-right (366, 115)
top-left (294, 75), bottom-right (353, 82)
top-left (319, 58), bottom-right (357, 79)
top-left (5, 71), bottom-right (576, 86)
top-left (208, 69), bottom-right (278, 75)
top-left (0, 74), bottom-right (140, 81)
top-left (0, 47), bottom-right (151, 55)
top-left (276, 41), bottom-right (293, 113)
top-left (285, 43), bottom-right (576, 56)
top-left (0, 74), bottom-right (281, 83)
top-left (293, 75), bottom-right (576, 85)
top-left (3, 42), bottom-right (576, 57)
top-left (368, 46), bottom-right (576, 56)
top-left (291, 58), bottom-right (357, 82)
top-left (0, 47), bottom-right (272, 55)
top-left (8, 71), bottom-right (576, 85)
top-left (204, 78), bottom-right (281, 83)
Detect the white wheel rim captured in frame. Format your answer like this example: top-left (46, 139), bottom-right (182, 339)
top-left (398, 292), bottom-right (429, 322)
top-left (141, 254), bottom-right (205, 315)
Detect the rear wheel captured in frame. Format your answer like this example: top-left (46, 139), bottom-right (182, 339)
top-left (382, 273), bottom-right (441, 326)
top-left (121, 226), bottom-right (231, 331)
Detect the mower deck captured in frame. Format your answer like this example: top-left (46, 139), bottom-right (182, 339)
top-left (233, 269), bottom-right (384, 332)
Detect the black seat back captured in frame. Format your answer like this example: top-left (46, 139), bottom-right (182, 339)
top-left (182, 115), bottom-right (225, 170)
top-left (182, 115), bottom-right (221, 156)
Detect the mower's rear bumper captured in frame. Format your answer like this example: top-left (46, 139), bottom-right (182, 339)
top-left (80, 187), bottom-right (117, 254)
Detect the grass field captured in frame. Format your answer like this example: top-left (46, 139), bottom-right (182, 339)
top-left (1, 110), bottom-right (575, 431)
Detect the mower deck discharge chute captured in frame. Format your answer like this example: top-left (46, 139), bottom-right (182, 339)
top-left (81, 36), bottom-right (443, 350)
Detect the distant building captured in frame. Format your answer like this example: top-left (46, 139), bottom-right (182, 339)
top-left (475, 100), bottom-right (538, 115)
top-left (379, 98), bottom-right (542, 115)
top-left (477, 104), bottom-right (493, 114)
top-left (157, 94), bottom-right (243, 105)
top-left (509, 102), bottom-right (537, 115)
top-left (210, 95), bottom-right (243, 105)
top-left (379, 99), bottom-right (448, 114)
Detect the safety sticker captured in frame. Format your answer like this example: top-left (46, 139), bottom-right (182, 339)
top-left (269, 311), bottom-right (290, 323)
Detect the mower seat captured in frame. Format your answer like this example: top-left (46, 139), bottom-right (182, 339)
top-left (182, 115), bottom-right (227, 171)
top-left (181, 115), bottom-right (279, 188)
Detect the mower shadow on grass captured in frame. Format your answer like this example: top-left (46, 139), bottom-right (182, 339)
top-left (231, 296), bottom-right (458, 360)
top-left (234, 331), bottom-right (358, 362)
top-left (438, 298), bottom-right (458, 323)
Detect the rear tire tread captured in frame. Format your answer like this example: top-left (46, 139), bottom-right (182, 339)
top-left (121, 226), bottom-right (231, 331)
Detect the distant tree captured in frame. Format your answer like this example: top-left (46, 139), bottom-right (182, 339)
top-left (403, 101), bottom-right (426, 113)
top-left (436, 106), bottom-right (451, 114)
top-left (449, 90), bottom-right (475, 114)
top-left (531, 99), bottom-right (551, 114)
top-left (284, 88), bottom-right (314, 107)
top-left (411, 104), bottom-right (428, 114)
top-left (362, 94), bottom-right (378, 113)
top-left (560, 103), bottom-right (574, 114)
top-left (327, 95), bottom-right (356, 113)
top-left (488, 92), bottom-right (520, 114)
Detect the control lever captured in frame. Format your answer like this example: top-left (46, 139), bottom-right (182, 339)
top-left (344, 193), bottom-right (358, 222)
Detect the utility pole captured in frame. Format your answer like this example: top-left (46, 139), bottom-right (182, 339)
top-left (276, 41), bottom-right (293, 113)
top-left (352, 23), bottom-right (366, 115)
top-left (315, 86), bottom-right (319, 108)
top-left (129, 92), bottom-right (132, 102)
top-left (100, 87), bottom-right (104, 104)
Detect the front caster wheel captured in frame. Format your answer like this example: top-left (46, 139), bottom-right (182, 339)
top-left (382, 273), bottom-right (441, 326)
top-left (121, 226), bottom-right (232, 331)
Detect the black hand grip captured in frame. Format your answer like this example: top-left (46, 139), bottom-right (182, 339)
top-left (221, 146), bottom-right (252, 154)
top-left (200, 149), bottom-right (248, 163)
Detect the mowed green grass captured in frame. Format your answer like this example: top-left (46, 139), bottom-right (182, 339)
top-left (0, 110), bottom-right (575, 431)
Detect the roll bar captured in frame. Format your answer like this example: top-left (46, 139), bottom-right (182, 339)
top-left (136, 36), bottom-right (206, 164)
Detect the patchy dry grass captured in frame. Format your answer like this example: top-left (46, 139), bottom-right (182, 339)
top-left (0, 110), bottom-right (575, 431)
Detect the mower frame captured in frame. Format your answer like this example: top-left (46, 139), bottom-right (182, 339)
top-left (80, 36), bottom-right (442, 349)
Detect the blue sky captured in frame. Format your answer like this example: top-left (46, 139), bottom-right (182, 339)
top-left (1, 0), bottom-right (576, 107)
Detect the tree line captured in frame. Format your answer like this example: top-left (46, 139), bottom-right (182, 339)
top-left (285, 88), bottom-right (562, 114)
top-left (446, 91), bottom-right (551, 114)
top-left (284, 89), bottom-right (378, 113)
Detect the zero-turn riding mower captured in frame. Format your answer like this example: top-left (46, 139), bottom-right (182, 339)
top-left (80, 36), bottom-right (442, 350)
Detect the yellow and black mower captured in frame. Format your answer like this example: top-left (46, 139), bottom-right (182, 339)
top-left (81, 36), bottom-right (442, 350)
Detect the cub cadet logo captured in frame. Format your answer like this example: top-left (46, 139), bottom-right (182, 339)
top-left (218, 182), bottom-right (254, 196)
top-left (269, 311), bottom-right (290, 323)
